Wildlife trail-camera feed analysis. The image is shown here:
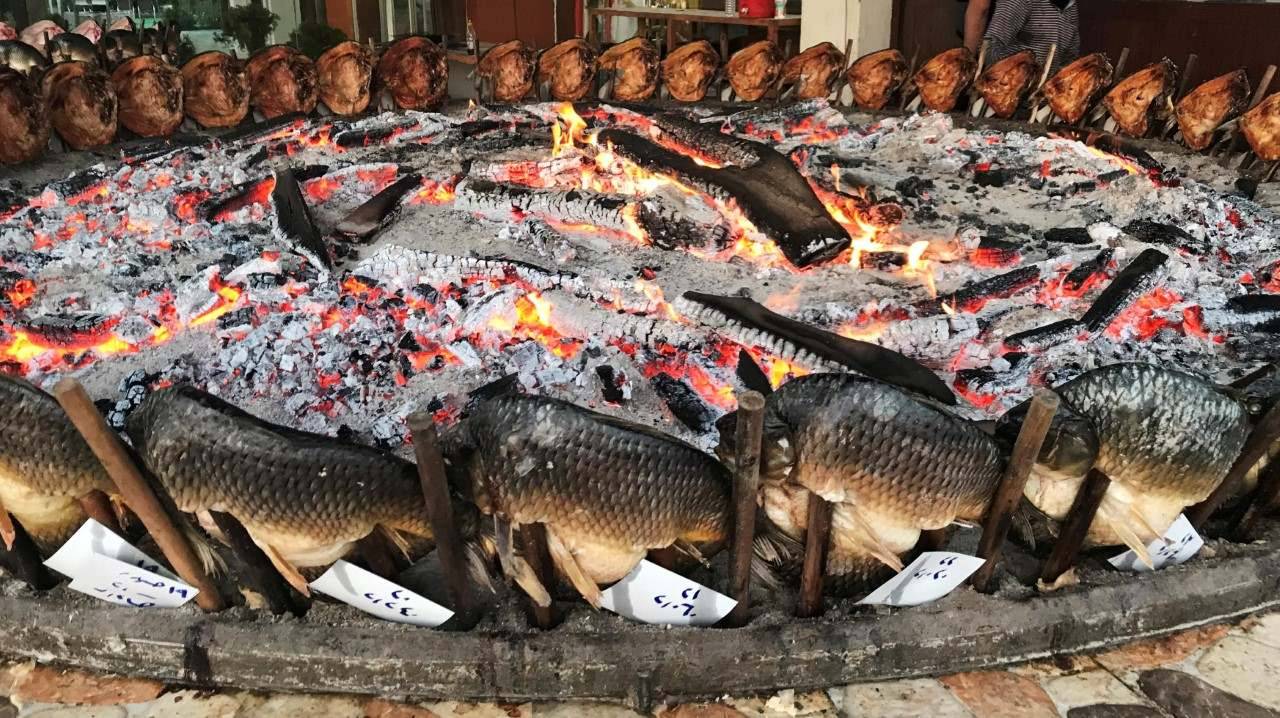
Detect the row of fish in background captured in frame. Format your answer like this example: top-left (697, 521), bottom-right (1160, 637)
top-left (1, 360), bottom-right (1276, 608)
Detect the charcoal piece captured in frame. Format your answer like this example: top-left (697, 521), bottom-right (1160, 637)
top-left (411, 283), bottom-right (439, 305)
top-left (860, 251), bottom-right (906, 270)
top-left (1063, 248), bottom-right (1115, 293)
top-left (201, 175), bottom-right (273, 221)
top-left (634, 200), bottom-right (731, 251)
top-left (335, 173), bottom-right (422, 241)
top-left (1225, 295), bottom-right (1280, 332)
top-left (455, 179), bottom-right (631, 232)
top-left (974, 167), bottom-right (1017, 187)
top-left (971, 236), bottom-right (1022, 267)
top-left (219, 112), bottom-right (309, 143)
top-left (597, 128), bottom-right (850, 268)
top-left (217, 307), bottom-right (255, 330)
top-left (19, 313), bottom-right (114, 346)
top-left (649, 372), bottom-right (717, 433)
top-left (595, 364), bottom-right (626, 404)
top-left (47, 167), bottom-right (111, 200)
top-left (915, 266), bottom-right (1041, 317)
top-left (294, 164), bottom-right (331, 182)
top-left (1044, 227), bottom-right (1094, 244)
top-left (1080, 248), bottom-right (1168, 332)
top-left (684, 291), bottom-right (955, 405)
top-left (1048, 180), bottom-right (1097, 197)
top-left (272, 169), bottom-right (332, 271)
top-left (1234, 177), bottom-right (1259, 200)
top-left (1097, 169), bottom-right (1130, 184)
top-left (1123, 220), bottom-right (1206, 254)
top-left (1003, 319), bottom-right (1083, 351)
top-left (331, 118), bottom-right (419, 148)
top-left (894, 176), bottom-right (934, 200)
top-left (718, 98), bottom-right (831, 131)
top-left (651, 112), bottom-right (763, 168)
top-left (735, 349), bottom-right (773, 396)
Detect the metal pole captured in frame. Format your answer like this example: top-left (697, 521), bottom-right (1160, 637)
top-left (52, 378), bottom-right (226, 612)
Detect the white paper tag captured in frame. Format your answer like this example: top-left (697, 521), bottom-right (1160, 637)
top-left (66, 554), bottom-right (198, 608)
top-left (45, 519), bottom-right (180, 582)
top-left (310, 560), bottom-right (454, 627)
top-left (1108, 514), bottom-right (1203, 572)
top-left (857, 551), bottom-right (986, 607)
top-left (597, 560), bottom-right (737, 626)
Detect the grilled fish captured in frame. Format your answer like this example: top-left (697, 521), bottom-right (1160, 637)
top-left (598, 37), bottom-right (659, 102)
top-left (1042, 52), bottom-right (1112, 124)
top-left (780, 42), bottom-right (844, 100)
top-left (316, 41), bottom-right (372, 116)
top-left (975, 50), bottom-right (1038, 119)
top-left (1103, 59), bottom-right (1177, 138)
top-left (375, 36), bottom-right (448, 110)
top-left (47, 31), bottom-right (99, 66)
top-left (1003, 364), bottom-right (1250, 563)
top-left (127, 385), bottom-right (455, 593)
top-left (246, 45), bottom-right (317, 119)
top-left (477, 40), bottom-right (536, 103)
top-left (538, 38), bottom-right (596, 102)
top-left (0, 375), bottom-right (112, 554)
top-left (726, 40), bottom-right (782, 102)
top-left (42, 61), bottom-right (117, 149)
top-left (662, 40), bottom-right (719, 102)
top-left (0, 68), bottom-right (48, 164)
top-left (846, 48), bottom-right (908, 110)
top-left (720, 374), bottom-right (1003, 594)
top-left (913, 47), bottom-right (976, 113)
top-left (442, 394), bottom-right (730, 606)
top-left (181, 51), bottom-right (248, 128)
top-left (1176, 69), bottom-right (1250, 151)
top-left (0, 40), bottom-right (49, 77)
top-left (112, 54), bottom-right (183, 137)
top-left (1242, 92), bottom-right (1280, 161)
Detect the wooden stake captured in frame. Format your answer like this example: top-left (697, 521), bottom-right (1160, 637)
top-left (408, 413), bottom-right (478, 629)
top-left (795, 492), bottom-right (832, 618)
top-left (1231, 459), bottom-right (1280, 541)
top-left (520, 523), bottom-right (558, 629)
top-left (209, 510), bottom-right (306, 617)
top-left (1113, 47), bottom-right (1131, 83)
top-left (647, 546), bottom-right (679, 570)
top-left (1174, 53), bottom-right (1198, 102)
top-left (1249, 65), bottom-right (1276, 110)
top-left (1039, 469), bottom-right (1111, 586)
top-left (78, 490), bottom-right (123, 537)
top-left (52, 378), bottom-right (225, 612)
top-left (723, 390), bottom-right (765, 628)
top-left (1188, 402), bottom-right (1280, 529)
top-left (836, 38), bottom-right (854, 105)
top-left (972, 390), bottom-right (1059, 592)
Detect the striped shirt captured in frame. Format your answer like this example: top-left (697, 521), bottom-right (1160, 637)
top-left (983, 0), bottom-right (1080, 75)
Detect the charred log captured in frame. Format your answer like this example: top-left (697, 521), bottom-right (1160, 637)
top-left (595, 364), bottom-right (627, 404)
top-left (1003, 319), bottom-right (1083, 352)
top-left (1223, 295), bottom-right (1280, 332)
top-left (682, 291), bottom-right (955, 404)
top-left (914, 266), bottom-right (1041, 317)
top-left (633, 200), bottom-right (730, 252)
top-left (1043, 227), bottom-right (1095, 244)
top-left (272, 169), bottom-right (332, 271)
top-left (650, 112), bottom-right (763, 168)
top-left (335, 173), bottom-right (423, 240)
top-left (1122, 220), bottom-right (1205, 254)
top-left (597, 129), bottom-right (849, 267)
top-left (735, 349), bottom-right (773, 396)
top-left (650, 372), bottom-right (717, 433)
top-left (454, 178), bottom-right (631, 233)
top-left (1080, 248), bottom-right (1168, 332)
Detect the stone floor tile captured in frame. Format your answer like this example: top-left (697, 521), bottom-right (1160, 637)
top-left (126, 690), bottom-right (246, 718)
top-left (1092, 624), bottom-right (1232, 672)
top-left (1010, 655), bottom-right (1098, 679)
top-left (20, 706), bottom-right (127, 718)
top-left (1138, 669), bottom-right (1279, 718)
top-left (1042, 669), bottom-right (1147, 712)
top-left (0, 664), bottom-right (34, 697)
top-left (1195, 635), bottom-right (1280, 710)
top-left (833, 678), bottom-right (973, 718)
top-left (1246, 613), bottom-right (1280, 650)
top-left (939, 671), bottom-right (1057, 718)
top-left (248, 694), bottom-right (364, 718)
top-left (0, 696), bottom-right (14, 718)
top-left (655, 703), bottom-right (746, 718)
top-left (1065, 705), bottom-right (1162, 718)
top-left (724, 691), bottom-right (834, 717)
top-left (532, 702), bottom-right (643, 717)
top-left (422, 701), bottom-right (532, 718)
top-left (363, 697), bottom-right (441, 718)
top-left (9, 668), bottom-right (162, 708)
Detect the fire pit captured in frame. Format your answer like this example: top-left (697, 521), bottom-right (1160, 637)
top-left (1, 94), bottom-right (1278, 702)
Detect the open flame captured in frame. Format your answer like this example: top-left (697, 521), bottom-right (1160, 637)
top-left (487, 290), bottom-right (582, 359)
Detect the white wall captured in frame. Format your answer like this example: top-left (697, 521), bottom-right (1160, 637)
top-left (800, 0), bottom-right (891, 59)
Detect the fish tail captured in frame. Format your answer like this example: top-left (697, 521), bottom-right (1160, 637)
top-left (846, 507), bottom-right (906, 572)
top-left (1096, 493), bottom-right (1161, 568)
top-left (750, 527), bottom-right (797, 592)
top-left (464, 539), bottom-right (496, 594)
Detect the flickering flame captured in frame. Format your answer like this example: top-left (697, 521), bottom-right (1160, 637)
top-left (903, 240), bottom-right (937, 297)
top-left (1084, 146), bottom-right (1142, 176)
top-left (5, 279), bottom-right (36, 308)
top-left (552, 103), bottom-right (590, 157)
top-left (409, 177), bottom-right (459, 205)
top-left (486, 291), bottom-right (582, 359)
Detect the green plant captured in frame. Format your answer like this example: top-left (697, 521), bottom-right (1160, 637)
top-left (216, 3), bottom-right (278, 53)
top-left (289, 21), bottom-right (347, 59)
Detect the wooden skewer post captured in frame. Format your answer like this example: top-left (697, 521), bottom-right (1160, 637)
top-left (1113, 47), bottom-right (1131, 82)
top-left (647, 546), bottom-right (679, 570)
top-left (1188, 402), bottom-right (1280, 529)
top-left (209, 510), bottom-right (307, 616)
top-left (521, 523), bottom-right (558, 629)
top-left (723, 390), bottom-right (766, 628)
top-left (78, 489), bottom-right (124, 537)
top-left (1174, 53), bottom-right (1198, 102)
top-left (1039, 469), bottom-right (1111, 586)
top-left (972, 390), bottom-right (1060, 593)
top-left (836, 38), bottom-right (854, 106)
top-left (1231, 459), bottom-right (1280, 542)
top-left (795, 491), bottom-right (832, 618)
top-left (408, 413), bottom-right (479, 629)
top-left (1249, 65), bottom-right (1276, 111)
top-left (52, 378), bottom-right (225, 612)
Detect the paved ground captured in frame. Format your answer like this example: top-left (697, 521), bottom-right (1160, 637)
top-left (3, 612), bottom-right (1279, 717)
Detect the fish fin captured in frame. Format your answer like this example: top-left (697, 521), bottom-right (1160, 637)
top-left (1096, 496), bottom-right (1158, 568)
top-left (1011, 503), bottom-right (1037, 552)
top-left (545, 527), bottom-right (601, 608)
top-left (672, 539), bottom-right (710, 568)
top-left (180, 519), bottom-right (227, 578)
top-left (260, 543), bottom-right (312, 597)
top-left (495, 516), bottom-right (551, 607)
top-left (750, 526), bottom-right (799, 593)
top-left (376, 524), bottom-right (413, 562)
top-left (464, 540), bottom-right (496, 594)
top-left (0, 508), bottom-right (15, 551)
top-left (950, 518), bottom-right (980, 529)
top-left (847, 507), bottom-right (906, 572)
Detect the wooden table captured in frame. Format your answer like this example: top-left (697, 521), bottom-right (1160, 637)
top-left (587, 6), bottom-right (801, 57)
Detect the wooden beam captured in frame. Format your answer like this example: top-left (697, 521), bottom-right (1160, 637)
top-left (520, 523), bottom-right (558, 629)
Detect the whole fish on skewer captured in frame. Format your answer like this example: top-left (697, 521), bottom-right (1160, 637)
top-left (912, 47), bottom-right (977, 113)
top-left (47, 31), bottom-right (99, 66)
top-left (1175, 69), bottom-right (1250, 151)
top-left (0, 68), bottom-right (48, 164)
top-left (100, 28), bottom-right (141, 69)
top-left (0, 40), bottom-right (49, 77)
top-left (1040, 52), bottom-right (1112, 124)
top-left (662, 40), bottom-right (719, 102)
top-left (375, 36), bottom-right (448, 111)
top-left (19, 20), bottom-right (62, 55)
top-left (975, 50), bottom-right (1039, 118)
top-left (442, 394), bottom-right (731, 607)
top-left (127, 385), bottom-right (476, 594)
top-left (598, 37), bottom-right (659, 102)
top-left (477, 40), bottom-right (536, 103)
top-left (42, 61), bottom-right (117, 149)
top-left (1103, 59), bottom-right (1177, 138)
top-left (316, 41), bottom-right (372, 116)
top-left (0, 376), bottom-right (114, 555)
top-left (1000, 363), bottom-right (1251, 564)
top-left (537, 38), bottom-right (596, 102)
top-left (181, 51), bottom-right (248, 128)
top-left (718, 374), bottom-right (1003, 593)
top-left (845, 48), bottom-right (909, 110)
top-left (726, 40), bottom-right (783, 102)
top-left (1241, 92), bottom-right (1280, 162)
top-left (779, 42), bottom-right (844, 100)
top-left (246, 44), bottom-right (317, 119)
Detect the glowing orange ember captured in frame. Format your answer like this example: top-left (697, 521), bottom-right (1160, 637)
top-left (5, 279), bottom-right (36, 308)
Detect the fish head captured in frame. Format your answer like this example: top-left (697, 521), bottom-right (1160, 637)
top-left (47, 32), bottom-right (98, 66)
top-left (998, 393), bottom-right (1099, 480)
top-left (1, 40), bottom-right (50, 77)
top-left (713, 408), bottom-right (795, 485)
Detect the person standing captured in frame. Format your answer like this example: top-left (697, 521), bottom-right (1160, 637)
top-left (964, 0), bottom-right (1079, 75)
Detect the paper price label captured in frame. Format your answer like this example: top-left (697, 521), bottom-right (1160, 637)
top-left (1108, 514), bottom-right (1203, 572)
top-left (598, 560), bottom-right (737, 627)
top-left (310, 560), bottom-right (454, 627)
top-left (66, 554), bottom-right (198, 608)
top-left (857, 551), bottom-right (986, 607)
top-left (46, 519), bottom-right (180, 582)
